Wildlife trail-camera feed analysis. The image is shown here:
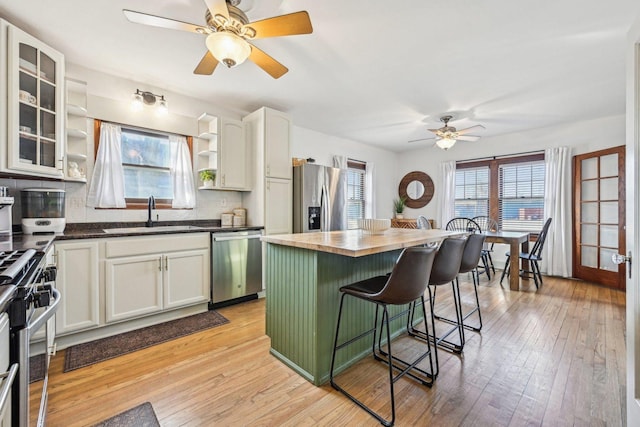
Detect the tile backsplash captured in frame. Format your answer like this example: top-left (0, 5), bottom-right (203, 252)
top-left (0, 177), bottom-right (242, 226)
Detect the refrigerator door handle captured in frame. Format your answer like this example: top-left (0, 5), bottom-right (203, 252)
top-left (321, 184), bottom-right (330, 231)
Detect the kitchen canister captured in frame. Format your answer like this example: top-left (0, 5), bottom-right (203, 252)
top-left (221, 213), bottom-right (233, 226)
top-left (233, 208), bottom-right (246, 217)
top-left (233, 215), bottom-right (246, 227)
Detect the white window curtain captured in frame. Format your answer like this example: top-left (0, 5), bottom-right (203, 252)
top-left (86, 123), bottom-right (126, 208)
top-left (332, 155), bottom-right (348, 169)
top-left (170, 135), bottom-right (196, 209)
top-left (365, 162), bottom-right (375, 218)
top-left (542, 146), bottom-right (571, 277)
top-left (437, 160), bottom-right (456, 229)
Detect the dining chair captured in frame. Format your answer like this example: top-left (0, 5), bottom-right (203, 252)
top-left (445, 217), bottom-right (491, 279)
top-left (499, 217), bottom-right (552, 289)
top-left (330, 246), bottom-right (438, 427)
top-left (416, 215), bottom-right (432, 229)
top-left (472, 215), bottom-right (499, 276)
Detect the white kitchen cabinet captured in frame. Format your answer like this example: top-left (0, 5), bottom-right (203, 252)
top-left (2, 21), bottom-right (65, 178)
top-left (105, 254), bottom-right (163, 323)
top-left (0, 313), bottom-right (11, 427)
top-left (218, 117), bottom-right (250, 190)
top-left (196, 114), bottom-right (250, 191)
top-left (265, 177), bottom-right (292, 235)
top-left (263, 108), bottom-right (292, 179)
top-left (104, 233), bottom-right (209, 323)
top-left (54, 240), bottom-right (100, 335)
top-left (242, 107), bottom-right (292, 235)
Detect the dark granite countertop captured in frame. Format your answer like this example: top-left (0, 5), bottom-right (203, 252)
top-left (57, 220), bottom-right (263, 240)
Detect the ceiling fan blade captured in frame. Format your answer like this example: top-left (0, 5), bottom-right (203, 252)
top-left (123, 10), bottom-right (205, 33)
top-left (248, 11), bottom-right (313, 39)
top-left (457, 135), bottom-right (481, 142)
top-left (203, 0), bottom-right (229, 21)
top-left (408, 137), bottom-right (437, 143)
top-left (248, 44), bottom-right (288, 79)
top-left (456, 124), bottom-right (486, 135)
top-left (427, 128), bottom-right (442, 134)
top-left (194, 51), bottom-right (219, 75)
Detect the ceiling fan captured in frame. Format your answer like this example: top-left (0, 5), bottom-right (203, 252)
top-left (123, 0), bottom-right (313, 79)
top-left (409, 115), bottom-right (485, 150)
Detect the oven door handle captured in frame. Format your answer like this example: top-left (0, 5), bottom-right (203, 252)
top-left (0, 363), bottom-right (18, 414)
top-left (27, 288), bottom-right (61, 338)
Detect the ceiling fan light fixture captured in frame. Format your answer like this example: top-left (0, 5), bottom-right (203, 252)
top-left (206, 32), bottom-right (251, 68)
top-left (436, 137), bottom-right (457, 150)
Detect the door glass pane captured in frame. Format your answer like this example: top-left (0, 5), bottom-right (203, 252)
top-left (600, 225), bottom-right (618, 248)
top-left (600, 177), bottom-right (618, 200)
top-left (582, 202), bottom-right (598, 223)
top-left (600, 153), bottom-right (618, 177)
top-left (581, 224), bottom-right (598, 245)
top-left (19, 43), bottom-right (37, 72)
top-left (40, 52), bottom-right (56, 83)
top-left (600, 248), bottom-right (618, 271)
top-left (581, 246), bottom-right (597, 268)
top-left (601, 202), bottom-right (618, 224)
top-left (581, 180), bottom-right (598, 201)
top-left (581, 157), bottom-right (598, 179)
top-left (19, 135), bottom-right (36, 164)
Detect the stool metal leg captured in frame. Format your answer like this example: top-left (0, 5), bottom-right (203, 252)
top-left (434, 270), bottom-right (483, 332)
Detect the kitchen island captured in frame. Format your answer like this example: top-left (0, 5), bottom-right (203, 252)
top-left (261, 228), bottom-right (462, 385)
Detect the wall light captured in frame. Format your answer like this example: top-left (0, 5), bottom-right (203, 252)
top-left (131, 89), bottom-right (168, 115)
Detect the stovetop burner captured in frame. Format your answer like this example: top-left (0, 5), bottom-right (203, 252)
top-left (0, 249), bottom-right (41, 287)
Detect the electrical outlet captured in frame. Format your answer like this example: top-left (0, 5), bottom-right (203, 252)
top-left (220, 198), bottom-right (227, 207)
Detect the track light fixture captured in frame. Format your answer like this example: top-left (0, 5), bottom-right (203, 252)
top-left (131, 89), bottom-right (168, 115)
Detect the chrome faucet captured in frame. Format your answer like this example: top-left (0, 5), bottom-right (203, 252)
top-left (146, 195), bottom-right (156, 227)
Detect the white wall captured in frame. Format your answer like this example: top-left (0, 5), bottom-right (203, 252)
top-left (291, 126), bottom-right (399, 219)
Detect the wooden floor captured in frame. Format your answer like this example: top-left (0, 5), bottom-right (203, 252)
top-left (33, 273), bottom-right (626, 426)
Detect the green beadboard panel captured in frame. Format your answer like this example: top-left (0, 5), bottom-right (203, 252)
top-left (266, 243), bottom-right (424, 385)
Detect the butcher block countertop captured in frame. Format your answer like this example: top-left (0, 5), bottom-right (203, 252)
top-left (261, 228), bottom-right (464, 257)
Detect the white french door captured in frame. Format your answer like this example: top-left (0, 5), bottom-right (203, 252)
top-left (626, 17), bottom-right (640, 423)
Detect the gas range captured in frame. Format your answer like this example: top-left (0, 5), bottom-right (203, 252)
top-left (0, 247), bottom-right (59, 427)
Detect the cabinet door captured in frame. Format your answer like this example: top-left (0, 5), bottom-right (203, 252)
top-left (55, 241), bottom-right (100, 334)
top-left (6, 24), bottom-right (64, 178)
top-left (219, 117), bottom-right (249, 190)
top-left (265, 177), bottom-right (292, 235)
top-left (163, 249), bottom-right (210, 309)
top-left (265, 108), bottom-right (292, 179)
top-left (105, 254), bottom-right (163, 323)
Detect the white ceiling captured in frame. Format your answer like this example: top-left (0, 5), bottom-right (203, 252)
top-left (1, 0), bottom-right (639, 152)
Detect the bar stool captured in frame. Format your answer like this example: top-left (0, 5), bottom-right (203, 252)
top-left (408, 237), bottom-right (467, 356)
top-left (330, 246), bottom-right (437, 427)
top-left (445, 217), bottom-right (491, 279)
top-left (434, 233), bottom-right (486, 332)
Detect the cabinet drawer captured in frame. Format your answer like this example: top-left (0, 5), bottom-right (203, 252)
top-left (105, 233), bottom-right (209, 258)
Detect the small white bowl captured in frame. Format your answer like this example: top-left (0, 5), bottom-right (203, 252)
top-left (358, 218), bottom-right (391, 235)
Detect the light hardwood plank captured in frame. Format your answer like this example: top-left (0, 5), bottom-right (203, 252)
top-left (34, 274), bottom-right (626, 426)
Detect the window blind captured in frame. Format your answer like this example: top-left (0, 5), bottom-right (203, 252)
top-left (454, 166), bottom-right (489, 218)
top-left (498, 161), bottom-right (545, 232)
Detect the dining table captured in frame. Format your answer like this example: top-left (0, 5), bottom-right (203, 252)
top-left (482, 230), bottom-right (531, 290)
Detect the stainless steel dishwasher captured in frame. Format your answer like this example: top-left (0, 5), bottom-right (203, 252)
top-left (209, 229), bottom-right (263, 307)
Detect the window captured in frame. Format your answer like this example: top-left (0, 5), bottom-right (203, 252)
top-left (456, 153), bottom-right (545, 232)
top-left (121, 127), bottom-right (173, 201)
top-left (499, 161), bottom-right (545, 232)
top-left (93, 120), bottom-right (194, 208)
top-left (454, 167), bottom-right (489, 218)
top-left (346, 159), bottom-right (366, 229)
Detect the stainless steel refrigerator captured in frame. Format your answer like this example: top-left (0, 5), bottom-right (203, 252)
top-left (293, 163), bottom-right (348, 233)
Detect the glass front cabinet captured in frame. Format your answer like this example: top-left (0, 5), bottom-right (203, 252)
top-left (6, 23), bottom-right (64, 178)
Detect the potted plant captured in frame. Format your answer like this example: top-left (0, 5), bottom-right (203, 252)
top-left (199, 170), bottom-right (216, 188)
top-left (393, 197), bottom-right (406, 219)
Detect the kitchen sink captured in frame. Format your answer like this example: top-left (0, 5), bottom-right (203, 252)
top-left (103, 225), bottom-right (204, 234)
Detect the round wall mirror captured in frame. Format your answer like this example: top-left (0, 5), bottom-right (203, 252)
top-left (398, 171), bottom-right (434, 209)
